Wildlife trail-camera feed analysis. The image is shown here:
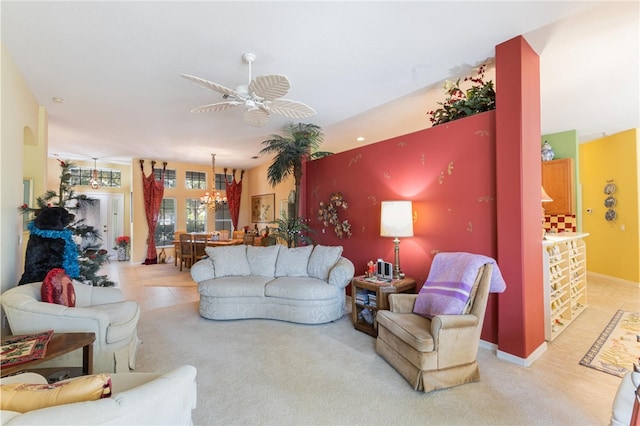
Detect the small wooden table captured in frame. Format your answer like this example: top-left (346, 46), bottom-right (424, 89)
top-left (351, 276), bottom-right (416, 337)
top-left (1, 332), bottom-right (96, 377)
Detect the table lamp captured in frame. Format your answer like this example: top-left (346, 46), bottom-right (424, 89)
top-left (380, 200), bottom-right (414, 279)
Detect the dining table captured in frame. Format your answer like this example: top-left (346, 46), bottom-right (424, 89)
top-left (172, 237), bottom-right (244, 266)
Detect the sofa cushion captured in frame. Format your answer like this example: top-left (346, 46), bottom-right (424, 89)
top-left (198, 275), bottom-right (272, 297)
top-left (308, 245), bottom-right (343, 280)
top-left (92, 300), bottom-right (140, 344)
top-left (265, 277), bottom-right (339, 300)
top-left (275, 245), bottom-right (313, 277)
top-left (247, 245), bottom-right (281, 277)
top-left (0, 374), bottom-right (112, 413)
top-left (205, 245), bottom-right (250, 277)
top-left (41, 268), bottom-right (76, 307)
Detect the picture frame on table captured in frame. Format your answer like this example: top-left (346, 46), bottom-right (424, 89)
top-left (251, 193), bottom-right (275, 223)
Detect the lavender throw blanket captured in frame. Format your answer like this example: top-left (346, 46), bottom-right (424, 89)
top-left (413, 252), bottom-right (506, 318)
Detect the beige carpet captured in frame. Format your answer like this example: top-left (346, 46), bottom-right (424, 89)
top-left (580, 310), bottom-right (640, 377)
top-left (135, 301), bottom-right (615, 426)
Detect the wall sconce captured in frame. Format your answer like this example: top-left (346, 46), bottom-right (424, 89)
top-left (380, 200), bottom-right (414, 279)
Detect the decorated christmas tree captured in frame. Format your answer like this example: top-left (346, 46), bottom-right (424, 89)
top-left (19, 159), bottom-right (115, 286)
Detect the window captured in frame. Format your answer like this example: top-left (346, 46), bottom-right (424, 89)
top-left (186, 198), bottom-right (206, 233)
top-left (154, 168), bottom-right (176, 188)
top-left (70, 167), bottom-right (121, 188)
top-left (214, 203), bottom-right (233, 231)
top-left (154, 199), bottom-right (176, 247)
top-left (185, 171), bottom-right (206, 189)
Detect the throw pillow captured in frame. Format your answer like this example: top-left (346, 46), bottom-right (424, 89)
top-left (41, 268), bottom-right (76, 307)
top-left (246, 245), bottom-right (281, 277)
top-left (275, 245), bottom-right (313, 277)
top-left (205, 245), bottom-right (250, 277)
top-left (307, 245), bottom-right (343, 280)
top-left (413, 279), bottom-right (474, 318)
top-left (1, 374), bottom-right (112, 413)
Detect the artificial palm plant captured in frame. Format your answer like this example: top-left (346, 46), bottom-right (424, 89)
top-left (259, 123), bottom-right (332, 220)
top-left (269, 214), bottom-right (315, 248)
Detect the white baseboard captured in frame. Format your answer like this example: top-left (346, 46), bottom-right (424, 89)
top-left (587, 271), bottom-right (640, 288)
top-left (481, 339), bottom-right (548, 367)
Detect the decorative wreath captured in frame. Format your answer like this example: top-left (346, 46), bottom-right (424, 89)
top-left (318, 192), bottom-right (352, 239)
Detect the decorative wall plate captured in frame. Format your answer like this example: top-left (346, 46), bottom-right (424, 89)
top-left (604, 183), bottom-right (616, 194)
top-left (604, 196), bottom-right (616, 208)
top-left (605, 209), bottom-right (616, 222)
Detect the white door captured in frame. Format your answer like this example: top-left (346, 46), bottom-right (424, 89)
top-left (75, 193), bottom-right (125, 258)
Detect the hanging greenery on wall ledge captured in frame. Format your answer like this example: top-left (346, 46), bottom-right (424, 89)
top-left (427, 62), bottom-right (496, 126)
top-left (318, 192), bottom-right (352, 239)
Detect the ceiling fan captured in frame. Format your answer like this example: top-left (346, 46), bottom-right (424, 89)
top-left (181, 53), bottom-right (316, 127)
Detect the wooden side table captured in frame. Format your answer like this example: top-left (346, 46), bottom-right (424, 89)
top-left (351, 276), bottom-right (416, 337)
top-left (1, 332), bottom-right (96, 378)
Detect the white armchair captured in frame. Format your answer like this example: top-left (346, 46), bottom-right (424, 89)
top-left (1, 282), bottom-right (140, 374)
top-left (0, 365), bottom-right (197, 425)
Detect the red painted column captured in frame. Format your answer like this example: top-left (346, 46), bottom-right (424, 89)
top-left (495, 36), bottom-right (546, 360)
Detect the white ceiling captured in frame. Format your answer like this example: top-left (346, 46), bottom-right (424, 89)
top-left (2, 1), bottom-right (638, 170)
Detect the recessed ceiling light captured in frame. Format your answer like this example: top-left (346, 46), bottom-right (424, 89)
top-left (53, 97), bottom-right (64, 103)
top-left (356, 136), bottom-right (365, 142)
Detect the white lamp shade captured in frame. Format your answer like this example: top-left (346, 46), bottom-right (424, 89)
top-left (380, 201), bottom-right (414, 237)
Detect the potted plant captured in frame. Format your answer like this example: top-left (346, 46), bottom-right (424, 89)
top-left (427, 63), bottom-right (496, 126)
top-left (269, 215), bottom-right (314, 248)
top-left (114, 235), bottom-right (130, 261)
top-left (259, 123), bottom-right (332, 221)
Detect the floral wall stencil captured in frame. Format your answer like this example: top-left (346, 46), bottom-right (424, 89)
top-left (348, 154), bottom-right (362, 167)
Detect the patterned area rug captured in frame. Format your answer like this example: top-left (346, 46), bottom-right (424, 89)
top-left (580, 310), bottom-right (640, 377)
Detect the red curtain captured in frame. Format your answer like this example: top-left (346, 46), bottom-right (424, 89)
top-left (224, 168), bottom-right (244, 230)
top-left (140, 160), bottom-right (166, 265)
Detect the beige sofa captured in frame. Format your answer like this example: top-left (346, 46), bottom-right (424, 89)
top-left (190, 244), bottom-right (355, 324)
top-left (0, 365), bottom-right (197, 425)
top-left (1, 281), bottom-right (140, 374)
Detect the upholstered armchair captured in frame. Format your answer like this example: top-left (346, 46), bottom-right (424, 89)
top-left (1, 281), bottom-right (141, 374)
top-left (375, 255), bottom-right (498, 393)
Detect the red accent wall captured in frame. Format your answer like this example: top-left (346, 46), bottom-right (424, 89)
top-left (305, 111), bottom-right (501, 342)
top-left (304, 36), bottom-right (546, 357)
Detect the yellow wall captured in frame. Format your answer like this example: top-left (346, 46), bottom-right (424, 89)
top-left (1, 44), bottom-right (44, 294)
top-left (579, 128), bottom-right (639, 282)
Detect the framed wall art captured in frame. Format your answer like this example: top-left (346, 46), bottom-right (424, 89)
top-left (251, 193), bottom-right (275, 223)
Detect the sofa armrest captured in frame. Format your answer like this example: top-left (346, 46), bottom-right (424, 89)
top-left (191, 258), bottom-right (215, 283)
top-left (328, 257), bottom-right (355, 289)
top-left (431, 314), bottom-right (481, 368)
top-left (388, 294), bottom-right (418, 313)
top-left (87, 286), bottom-right (125, 306)
top-left (4, 300), bottom-right (110, 338)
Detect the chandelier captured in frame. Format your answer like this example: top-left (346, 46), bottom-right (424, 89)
top-left (88, 158), bottom-right (102, 189)
top-left (200, 153), bottom-right (227, 211)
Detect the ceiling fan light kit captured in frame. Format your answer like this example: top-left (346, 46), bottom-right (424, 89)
top-left (181, 53), bottom-right (316, 127)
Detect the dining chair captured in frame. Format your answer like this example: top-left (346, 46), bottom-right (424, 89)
top-left (193, 234), bottom-right (209, 264)
top-left (174, 230), bottom-right (187, 266)
top-left (179, 233), bottom-right (194, 271)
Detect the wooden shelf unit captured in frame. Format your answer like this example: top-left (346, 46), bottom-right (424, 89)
top-left (543, 234), bottom-right (588, 341)
top-left (351, 276), bottom-right (416, 337)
